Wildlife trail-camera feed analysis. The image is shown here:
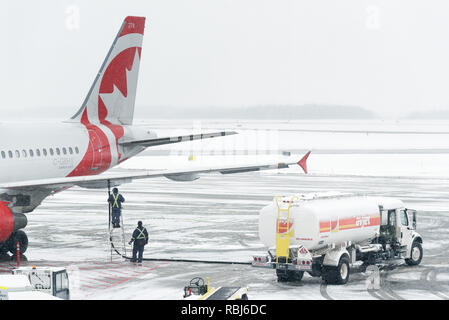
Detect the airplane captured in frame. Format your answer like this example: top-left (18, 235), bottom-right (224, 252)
top-left (0, 16), bottom-right (310, 255)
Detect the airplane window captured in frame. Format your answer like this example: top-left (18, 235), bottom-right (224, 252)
top-left (15, 150), bottom-right (20, 158)
top-left (36, 149), bottom-right (41, 157)
top-left (8, 151), bottom-right (13, 158)
top-left (1, 151), bottom-right (5, 159)
top-left (75, 147), bottom-right (79, 154)
top-left (69, 147), bottom-right (73, 155)
top-left (22, 150), bottom-right (27, 158)
top-left (29, 149), bottom-right (34, 157)
top-left (56, 148), bottom-right (60, 156)
top-left (49, 148), bottom-right (54, 156)
top-left (62, 147), bottom-right (67, 155)
top-left (43, 149), bottom-right (47, 156)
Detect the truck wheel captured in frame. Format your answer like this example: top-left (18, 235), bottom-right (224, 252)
top-left (276, 269), bottom-right (288, 282)
top-left (276, 270), bottom-right (304, 282)
top-left (289, 270), bottom-right (304, 282)
top-left (336, 256), bottom-right (350, 284)
top-left (323, 256), bottom-right (350, 285)
top-left (405, 241), bottom-right (423, 266)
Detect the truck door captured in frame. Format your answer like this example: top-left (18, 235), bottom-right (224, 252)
top-left (398, 209), bottom-right (413, 252)
top-left (407, 209), bottom-right (417, 230)
top-left (380, 209), bottom-right (397, 241)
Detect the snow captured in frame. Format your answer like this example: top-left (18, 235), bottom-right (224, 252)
top-left (1, 119), bottom-right (449, 300)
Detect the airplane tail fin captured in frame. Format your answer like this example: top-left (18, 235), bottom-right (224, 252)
top-left (70, 16), bottom-right (146, 125)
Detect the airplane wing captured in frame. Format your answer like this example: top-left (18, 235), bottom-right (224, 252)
top-left (0, 152), bottom-right (311, 190)
top-left (120, 131), bottom-right (237, 148)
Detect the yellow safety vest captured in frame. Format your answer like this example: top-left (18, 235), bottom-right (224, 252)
top-left (112, 193), bottom-right (120, 208)
top-left (136, 227), bottom-right (147, 239)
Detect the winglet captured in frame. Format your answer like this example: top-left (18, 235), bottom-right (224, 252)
top-left (297, 151), bottom-right (311, 174)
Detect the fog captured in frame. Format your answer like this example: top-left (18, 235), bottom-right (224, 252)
top-left (2, 0), bottom-right (449, 119)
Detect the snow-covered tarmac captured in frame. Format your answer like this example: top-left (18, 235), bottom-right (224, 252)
top-left (1, 119), bottom-right (449, 299)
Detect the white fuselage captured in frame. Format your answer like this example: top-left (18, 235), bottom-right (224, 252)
top-left (0, 121), bottom-right (155, 213)
top-left (0, 122), bottom-right (154, 184)
top-left (0, 122), bottom-right (88, 183)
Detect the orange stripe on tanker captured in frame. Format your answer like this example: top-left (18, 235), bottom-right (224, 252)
top-left (319, 214), bottom-right (380, 233)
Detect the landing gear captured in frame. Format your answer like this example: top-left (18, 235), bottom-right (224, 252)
top-left (5, 230), bottom-right (28, 255)
top-left (0, 243), bottom-right (8, 255)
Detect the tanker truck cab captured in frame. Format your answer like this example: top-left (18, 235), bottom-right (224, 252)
top-left (378, 205), bottom-right (422, 265)
top-left (253, 193), bottom-right (423, 285)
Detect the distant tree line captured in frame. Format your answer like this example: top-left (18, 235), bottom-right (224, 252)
top-left (139, 104), bottom-right (377, 119)
top-left (404, 110), bottom-right (449, 119)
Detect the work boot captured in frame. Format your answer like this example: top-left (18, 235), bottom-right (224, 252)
top-left (130, 259), bottom-right (136, 263)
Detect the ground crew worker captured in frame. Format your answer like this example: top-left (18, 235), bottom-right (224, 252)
top-left (108, 187), bottom-right (125, 228)
top-left (129, 221), bottom-right (149, 263)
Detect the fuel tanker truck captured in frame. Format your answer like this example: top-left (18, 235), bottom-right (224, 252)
top-left (252, 192), bottom-right (423, 284)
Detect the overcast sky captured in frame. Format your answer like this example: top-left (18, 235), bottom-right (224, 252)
top-left (2, 0), bottom-right (449, 119)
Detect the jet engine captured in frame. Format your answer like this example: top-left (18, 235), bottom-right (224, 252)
top-left (0, 201), bottom-right (13, 243)
top-left (0, 201), bottom-right (28, 254)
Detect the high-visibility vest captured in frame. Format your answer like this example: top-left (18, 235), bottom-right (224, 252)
top-left (136, 227), bottom-right (147, 240)
top-left (111, 193), bottom-right (120, 208)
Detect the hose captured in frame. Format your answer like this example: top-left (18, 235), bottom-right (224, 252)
top-left (106, 182), bottom-right (251, 266)
top-left (109, 233), bottom-right (251, 265)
